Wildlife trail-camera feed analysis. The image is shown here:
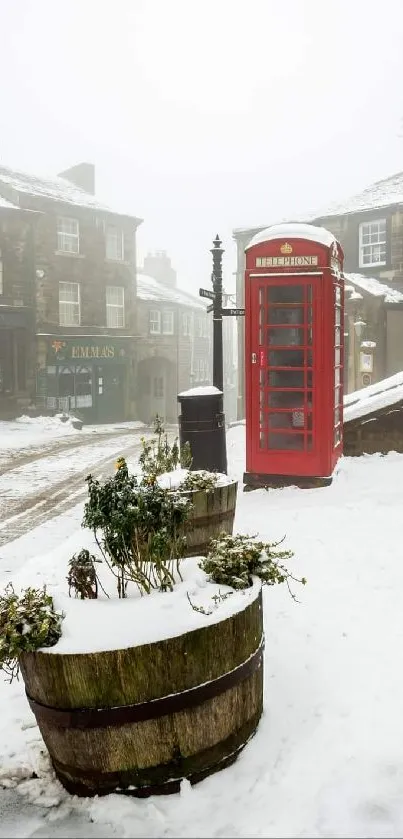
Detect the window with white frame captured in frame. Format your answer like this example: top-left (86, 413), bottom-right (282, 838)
top-left (162, 310), bottom-right (174, 335)
top-left (182, 312), bottom-right (191, 336)
top-left (149, 309), bottom-right (161, 334)
top-left (57, 217), bottom-right (80, 254)
top-left (106, 286), bottom-right (125, 328)
top-left (59, 282), bottom-right (80, 326)
top-left (196, 315), bottom-right (203, 337)
top-left (106, 225), bottom-right (124, 261)
top-left (195, 357), bottom-right (209, 381)
top-left (153, 376), bottom-right (164, 398)
top-left (0, 249), bottom-right (3, 295)
top-left (359, 219), bottom-right (387, 267)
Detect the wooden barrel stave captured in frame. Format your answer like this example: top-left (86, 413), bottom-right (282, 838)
top-left (20, 589), bottom-right (263, 798)
top-left (184, 481), bottom-right (238, 557)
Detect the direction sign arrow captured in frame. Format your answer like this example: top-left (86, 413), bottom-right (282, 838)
top-left (206, 303), bottom-right (214, 313)
top-left (220, 308), bottom-right (245, 316)
top-left (199, 287), bottom-right (215, 300)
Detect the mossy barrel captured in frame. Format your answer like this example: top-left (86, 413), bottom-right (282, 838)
top-left (20, 587), bottom-right (263, 798)
top-left (183, 480), bottom-right (238, 557)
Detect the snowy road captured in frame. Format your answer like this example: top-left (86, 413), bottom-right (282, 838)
top-left (0, 431), bottom-right (148, 546)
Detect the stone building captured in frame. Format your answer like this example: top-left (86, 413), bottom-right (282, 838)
top-left (135, 252), bottom-right (211, 423)
top-left (0, 162), bottom-right (142, 422)
top-left (233, 171), bottom-right (403, 416)
top-left (0, 196), bottom-right (37, 418)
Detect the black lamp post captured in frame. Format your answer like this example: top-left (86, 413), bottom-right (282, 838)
top-left (211, 234), bottom-right (224, 392)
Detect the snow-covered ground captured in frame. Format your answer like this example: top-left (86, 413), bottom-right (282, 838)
top-left (0, 415), bottom-right (146, 456)
top-left (1, 426), bottom-right (403, 837)
top-left (0, 434), bottom-right (145, 504)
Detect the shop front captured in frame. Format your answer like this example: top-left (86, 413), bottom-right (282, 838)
top-left (37, 336), bottom-right (134, 423)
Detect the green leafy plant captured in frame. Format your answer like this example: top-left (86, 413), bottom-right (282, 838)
top-left (82, 466), bottom-right (192, 598)
top-left (67, 549), bottom-right (102, 600)
top-left (139, 415), bottom-right (192, 478)
top-left (200, 533), bottom-right (306, 601)
top-left (0, 584), bottom-right (64, 682)
top-left (180, 470), bottom-right (218, 493)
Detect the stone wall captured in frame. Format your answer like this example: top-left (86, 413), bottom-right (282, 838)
top-left (32, 207), bottom-right (137, 335)
top-left (344, 406), bottom-right (403, 455)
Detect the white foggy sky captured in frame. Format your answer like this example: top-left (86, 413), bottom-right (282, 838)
top-left (1, 0), bottom-right (403, 293)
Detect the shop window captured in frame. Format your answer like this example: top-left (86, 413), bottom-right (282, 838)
top-left (57, 217), bottom-right (80, 254)
top-left (59, 282), bottom-right (80, 326)
top-left (58, 365), bottom-right (93, 409)
top-left (0, 330), bottom-right (13, 393)
top-left (106, 226), bottom-right (124, 261)
top-left (16, 333), bottom-right (26, 391)
top-left (153, 376), bottom-right (164, 398)
top-left (106, 286), bottom-right (125, 328)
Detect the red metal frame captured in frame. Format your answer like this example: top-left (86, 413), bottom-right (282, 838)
top-left (245, 233), bottom-right (344, 481)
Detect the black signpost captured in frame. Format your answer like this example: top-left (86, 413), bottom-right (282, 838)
top-left (199, 236), bottom-right (245, 391)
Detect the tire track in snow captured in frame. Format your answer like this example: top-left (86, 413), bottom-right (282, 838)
top-left (0, 425), bottom-right (148, 476)
top-left (0, 438), bottom-right (145, 547)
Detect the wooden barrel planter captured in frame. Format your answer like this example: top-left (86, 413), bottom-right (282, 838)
top-left (20, 586), bottom-right (263, 798)
top-left (183, 480), bottom-right (238, 557)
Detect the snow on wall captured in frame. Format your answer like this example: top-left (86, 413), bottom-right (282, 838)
top-left (345, 273), bottom-right (403, 304)
top-left (0, 195), bottom-right (20, 211)
top-left (344, 371), bottom-right (403, 423)
top-left (136, 272), bottom-right (207, 309)
top-left (246, 222), bottom-right (336, 250)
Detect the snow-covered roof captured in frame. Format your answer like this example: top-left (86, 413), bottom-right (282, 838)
top-left (344, 372), bottom-right (403, 423)
top-left (0, 165), bottom-right (140, 220)
top-left (136, 272), bottom-right (207, 310)
top-left (345, 273), bottom-right (403, 304)
top-left (245, 222), bottom-right (336, 250)
top-left (313, 171), bottom-right (403, 219)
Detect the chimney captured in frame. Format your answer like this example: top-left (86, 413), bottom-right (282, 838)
top-left (58, 162), bottom-right (95, 195)
top-left (143, 251), bottom-right (177, 288)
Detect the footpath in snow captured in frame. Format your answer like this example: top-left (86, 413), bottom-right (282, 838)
top-left (1, 425), bottom-right (403, 838)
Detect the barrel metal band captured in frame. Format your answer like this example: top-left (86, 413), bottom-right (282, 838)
top-left (26, 636), bottom-right (264, 731)
top-left (188, 509), bottom-right (234, 529)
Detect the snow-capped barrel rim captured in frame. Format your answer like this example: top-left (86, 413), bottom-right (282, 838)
top-left (245, 222), bottom-right (337, 250)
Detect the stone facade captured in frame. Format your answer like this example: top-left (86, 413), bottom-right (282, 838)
top-left (136, 259), bottom-right (212, 424)
top-left (233, 172), bottom-right (403, 415)
top-left (312, 207), bottom-right (403, 290)
top-left (0, 202), bottom-right (37, 417)
top-left (0, 162), bottom-right (142, 422)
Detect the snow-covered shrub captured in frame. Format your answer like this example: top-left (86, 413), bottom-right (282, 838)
top-left (139, 415), bottom-right (192, 478)
top-left (180, 470), bottom-right (218, 493)
top-left (201, 533), bottom-right (306, 600)
top-left (0, 584), bottom-right (64, 682)
top-left (67, 549), bottom-right (101, 600)
top-left (82, 465), bottom-right (193, 598)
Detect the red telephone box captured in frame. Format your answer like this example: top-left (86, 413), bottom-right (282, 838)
top-left (244, 223), bottom-right (344, 488)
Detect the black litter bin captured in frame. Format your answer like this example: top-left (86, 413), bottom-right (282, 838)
top-left (178, 388), bottom-right (227, 474)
